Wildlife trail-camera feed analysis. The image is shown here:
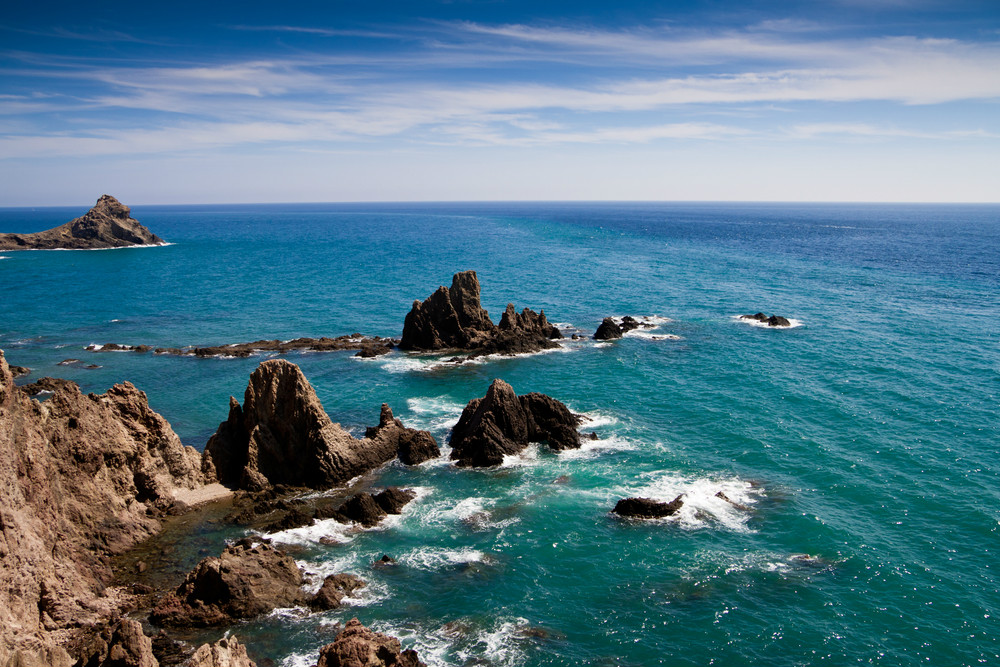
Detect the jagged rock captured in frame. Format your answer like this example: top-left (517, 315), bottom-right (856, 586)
top-left (203, 362), bottom-right (419, 491)
top-left (593, 318), bottom-right (623, 340)
top-left (612, 495), bottom-right (685, 519)
top-left (365, 404), bottom-right (440, 466)
top-left (72, 618), bottom-right (158, 667)
top-left (0, 349), bottom-right (214, 664)
top-left (311, 573), bottom-right (366, 611)
top-left (9, 364), bottom-right (29, 378)
top-left (399, 271), bottom-right (562, 356)
top-left (18, 376), bottom-right (78, 396)
top-left (332, 488), bottom-right (415, 527)
top-left (316, 618), bottom-right (425, 667)
top-left (0, 195), bottom-right (164, 251)
top-left (449, 379), bottom-right (582, 467)
top-left (355, 343), bottom-right (392, 358)
top-left (740, 313), bottom-right (792, 327)
top-left (184, 635), bottom-right (256, 667)
top-left (150, 541), bottom-right (307, 628)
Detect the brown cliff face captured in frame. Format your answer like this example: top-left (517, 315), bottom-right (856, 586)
top-left (0, 349), bottom-right (211, 666)
top-left (203, 360), bottom-right (437, 491)
top-left (0, 195), bottom-right (164, 251)
top-left (399, 271), bottom-right (562, 355)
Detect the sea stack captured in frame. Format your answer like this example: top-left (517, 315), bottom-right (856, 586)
top-left (0, 194), bottom-right (164, 250)
top-left (399, 270), bottom-right (562, 356)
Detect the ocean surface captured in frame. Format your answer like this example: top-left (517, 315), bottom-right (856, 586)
top-left (1, 201), bottom-right (998, 666)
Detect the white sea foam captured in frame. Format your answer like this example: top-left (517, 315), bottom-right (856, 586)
top-left (559, 434), bottom-right (636, 460)
top-left (0, 256), bottom-right (9, 260)
top-left (500, 443), bottom-right (540, 468)
top-left (614, 314), bottom-right (672, 328)
top-left (626, 330), bottom-right (682, 341)
top-left (280, 651), bottom-right (319, 667)
top-left (733, 314), bottom-right (804, 329)
top-left (372, 616), bottom-right (530, 667)
top-left (266, 606), bottom-right (311, 620)
top-left (48, 242), bottom-right (174, 251)
top-left (626, 473), bottom-right (761, 532)
top-left (378, 344), bottom-right (575, 374)
top-left (575, 410), bottom-right (619, 429)
top-left (399, 546), bottom-right (488, 570)
top-left (264, 517), bottom-right (359, 546)
top-left (85, 343), bottom-right (104, 351)
top-left (406, 396), bottom-right (466, 432)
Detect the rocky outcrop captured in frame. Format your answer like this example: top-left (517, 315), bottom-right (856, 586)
top-left (317, 619), bottom-right (425, 667)
top-left (326, 488), bottom-right (417, 527)
top-left (0, 349), bottom-right (213, 665)
top-left (184, 635), bottom-right (257, 667)
top-left (365, 404), bottom-right (440, 466)
top-left (0, 195), bottom-right (164, 251)
top-left (9, 365), bottom-right (29, 378)
top-left (150, 541), bottom-right (308, 628)
top-left (310, 574), bottom-right (366, 611)
top-left (72, 618), bottom-right (158, 667)
top-left (18, 376), bottom-right (78, 396)
top-left (449, 379), bottom-right (581, 467)
top-left (740, 313), bottom-right (792, 327)
top-left (593, 318), bottom-right (623, 340)
top-left (612, 496), bottom-right (685, 519)
top-left (86, 334), bottom-right (397, 359)
top-left (203, 362), bottom-right (437, 491)
top-left (399, 271), bottom-right (562, 356)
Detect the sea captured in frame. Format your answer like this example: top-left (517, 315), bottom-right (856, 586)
top-left (1, 201), bottom-right (998, 667)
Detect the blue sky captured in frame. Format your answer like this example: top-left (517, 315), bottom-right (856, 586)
top-left (1, 0), bottom-right (998, 204)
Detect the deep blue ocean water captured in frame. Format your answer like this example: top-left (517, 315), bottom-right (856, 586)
top-left (1, 202), bottom-right (998, 666)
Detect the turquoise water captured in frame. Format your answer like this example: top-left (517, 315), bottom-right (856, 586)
top-left (1, 202), bottom-right (998, 666)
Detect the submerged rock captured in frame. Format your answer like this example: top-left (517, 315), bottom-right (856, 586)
top-left (449, 379), bottom-right (582, 467)
top-left (399, 271), bottom-right (562, 356)
top-left (203, 362), bottom-right (436, 491)
top-left (0, 195), bottom-right (164, 251)
top-left (150, 541), bottom-right (307, 627)
top-left (317, 618), bottom-right (425, 667)
top-left (613, 495), bottom-right (685, 519)
top-left (740, 313), bottom-right (792, 327)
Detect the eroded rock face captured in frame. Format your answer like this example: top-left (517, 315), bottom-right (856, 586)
top-left (612, 496), bottom-right (685, 519)
top-left (399, 271), bottom-right (562, 356)
top-left (0, 195), bottom-right (164, 251)
top-left (317, 618), bottom-right (425, 667)
top-left (203, 363), bottom-right (434, 491)
top-left (0, 349), bottom-right (211, 665)
top-left (150, 541), bottom-right (307, 628)
top-left (449, 379), bottom-right (582, 467)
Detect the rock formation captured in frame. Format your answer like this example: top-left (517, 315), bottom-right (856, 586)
top-left (0, 349), bottom-right (214, 665)
top-left (399, 271), bottom-right (562, 356)
top-left (612, 495), bottom-right (685, 519)
top-left (86, 334), bottom-right (398, 359)
top-left (316, 618), bottom-right (425, 667)
top-left (324, 487), bottom-right (417, 527)
top-left (71, 618), bottom-right (158, 667)
top-left (203, 361), bottom-right (438, 491)
top-left (449, 379), bottom-right (582, 467)
top-left (310, 574), bottom-right (366, 611)
top-left (593, 318), bottom-right (623, 340)
top-left (0, 195), bottom-right (164, 251)
top-left (740, 313), bottom-right (792, 327)
top-left (184, 636), bottom-right (257, 667)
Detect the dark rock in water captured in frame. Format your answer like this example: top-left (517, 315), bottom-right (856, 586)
top-left (374, 487), bottom-right (417, 514)
top-left (203, 362), bottom-right (418, 491)
top-left (715, 491), bottom-right (751, 512)
top-left (365, 403), bottom-right (441, 466)
top-left (263, 507), bottom-right (315, 533)
top-left (593, 318), bottom-right (623, 340)
top-left (355, 343), bottom-right (392, 358)
top-left (0, 195), bottom-right (164, 251)
top-left (18, 376), bottom-right (78, 396)
top-left (150, 541), bottom-right (307, 627)
top-left (449, 379), bottom-right (582, 467)
top-left (373, 554), bottom-right (397, 568)
top-left (58, 358), bottom-right (80, 366)
top-left (740, 313), bottom-right (792, 327)
top-left (333, 487), bottom-right (415, 526)
top-left (619, 316), bottom-right (644, 333)
top-left (311, 573), bottom-right (366, 611)
top-left (317, 618), bottom-right (425, 667)
top-left (9, 364), bottom-right (29, 378)
top-left (399, 271), bottom-right (561, 356)
top-left (613, 495), bottom-right (685, 519)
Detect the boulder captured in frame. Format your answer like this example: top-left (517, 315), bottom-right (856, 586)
top-left (332, 488), bottom-right (416, 527)
top-left (365, 404), bottom-right (441, 466)
top-left (449, 379), bottom-right (582, 467)
top-left (203, 363), bottom-right (421, 491)
top-left (612, 495), bottom-right (685, 519)
top-left (593, 318), bottom-right (623, 340)
top-left (0, 349), bottom-right (212, 663)
top-left (150, 541), bottom-right (307, 627)
top-left (399, 271), bottom-right (561, 356)
top-left (0, 195), bottom-right (164, 251)
top-left (740, 313), bottom-right (792, 327)
top-left (316, 618), bottom-right (425, 667)
top-left (184, 635), bottom-right (257, 667)
top-left (72, 618), bottom-right (158, 667)
top-left (311, 573), bottom-right (366, 611)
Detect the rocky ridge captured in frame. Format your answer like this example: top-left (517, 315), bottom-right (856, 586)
top-left (85, 334), bottom-right (397, 359)
top-left (203, 360), bottom-right (438, 491)
top-left (449, 379), bottom-right (582, 467)
top-left (0, 195), bottom-right (164, 251)
top-left (400, 271), bottom-right (562, 356)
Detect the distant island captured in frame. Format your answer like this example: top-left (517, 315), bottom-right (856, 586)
top-left (0, 194), bottom-right (164, 250)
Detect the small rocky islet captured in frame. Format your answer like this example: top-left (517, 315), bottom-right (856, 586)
top-left (0, 265), bottom-right (766, 666)
top-left (0, 195), bottom-right (164, 251)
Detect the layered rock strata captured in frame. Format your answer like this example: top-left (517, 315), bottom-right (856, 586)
top-left (0, 195), bottom-right (164, 251)
top-left (0, 349), bottom-right (214, 665)
top-left (203, 361), bottom-right (438, 491)
top-left (449, 379), bottom-right (582, 467)
top-left (399, 271), bottom-right (562, 356)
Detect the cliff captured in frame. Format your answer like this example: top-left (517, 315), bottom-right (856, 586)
top-left (0, 349), bottom-right (214, 665)
top-left (0, 195), bottom-right (164, 251)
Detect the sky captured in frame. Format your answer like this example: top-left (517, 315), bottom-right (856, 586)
top-left (1, 0), bottom-right (999, 205)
